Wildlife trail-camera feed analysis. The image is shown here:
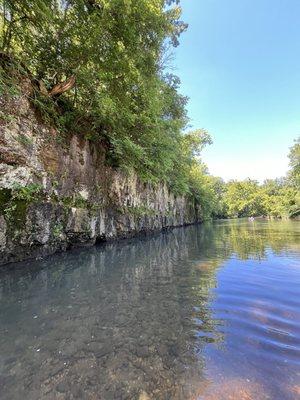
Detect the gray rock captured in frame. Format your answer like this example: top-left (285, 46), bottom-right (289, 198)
top-left (0, 92), bottom-right (201, 266)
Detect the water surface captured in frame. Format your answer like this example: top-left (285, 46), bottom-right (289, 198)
top-left (0, 219), bottom-right (299, 399)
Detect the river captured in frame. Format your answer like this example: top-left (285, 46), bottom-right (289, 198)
top-left (0, 219), bottom-right (299, 399)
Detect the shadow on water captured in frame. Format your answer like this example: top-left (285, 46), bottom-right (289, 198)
top-left (0, 219), bottom-right (299, 399)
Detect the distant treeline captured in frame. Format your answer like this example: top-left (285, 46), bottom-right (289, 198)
top-left (209, 138), bottom-right (300, 219)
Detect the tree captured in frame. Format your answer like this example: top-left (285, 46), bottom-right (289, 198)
top-left (288, 137), bottom-right (300, 189)
top-left (1, 0), bottom-right (195, 189)
top-left (223, 180), bottom-right (266, 217)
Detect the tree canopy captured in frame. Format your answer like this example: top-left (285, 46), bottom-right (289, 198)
top-left (215, 143), bottom-right (300, 219)
top-left (288, 137), bottom-right (300, 190)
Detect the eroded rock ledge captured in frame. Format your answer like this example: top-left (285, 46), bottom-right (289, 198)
top-left (0, 85), bottom-right (200, 265)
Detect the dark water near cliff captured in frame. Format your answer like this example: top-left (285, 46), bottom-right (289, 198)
top-left (0, 219), bottom-right (299, 400)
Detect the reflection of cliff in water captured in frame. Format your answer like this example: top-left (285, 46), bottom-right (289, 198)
top-left (0, 226), bottom-right (223, 400)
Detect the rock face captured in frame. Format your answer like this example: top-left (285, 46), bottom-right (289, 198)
top-left (0, 82), bottom-right (200, 265)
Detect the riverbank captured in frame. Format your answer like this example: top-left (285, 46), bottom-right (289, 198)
top-left (0, 77), bottom-right (201, 266)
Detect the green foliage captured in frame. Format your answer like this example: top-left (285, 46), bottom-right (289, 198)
top-left (288, 137), bottom-right (300, 189)
top-left (187, 163), bottom-right (219, 220)
top-left (207, 138), bottom-right (300, 220)
top-left (0, 109), bottom-right (15, 123)
top-left (0, 57), bottom-right (22, 97)
top-left (52, 222), bottom-right (64, 238)
top-left (223, 179), bottom-right (265, 218)
top-left (10, 183), bottom-right (43, 202)
top-left (118, 204), bottom-right (156, 217)
top-left (219, 175), bottom-right (299, 219)
top-left (0, 183), bottom-right (43, 232)
top-left (15, 133), bottom-right (33, 146)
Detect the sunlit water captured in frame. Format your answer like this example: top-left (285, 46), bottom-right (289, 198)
top-left (0, 219), bottom-right (299, 400)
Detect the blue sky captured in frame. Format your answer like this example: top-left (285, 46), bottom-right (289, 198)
top-left (173, 0), bottom-right (300, 181)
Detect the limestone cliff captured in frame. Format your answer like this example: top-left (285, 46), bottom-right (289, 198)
top-left (0, 78), bottom-right (200, 265)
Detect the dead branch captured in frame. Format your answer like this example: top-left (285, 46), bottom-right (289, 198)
top-left (49, 75), bottom-right (75, 97)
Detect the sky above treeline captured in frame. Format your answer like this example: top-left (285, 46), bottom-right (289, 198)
top-left (173, 0), bottom-right (300, 182)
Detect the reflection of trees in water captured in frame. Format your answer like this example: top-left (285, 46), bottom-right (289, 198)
top-left (206, 219), bottom-right (300, 260)
top-left (0, 220), bottom-right (298, 399)
top-left (0, 227), bottom-right (222, 400)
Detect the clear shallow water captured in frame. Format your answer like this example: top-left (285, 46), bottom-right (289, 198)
top-left (0, 219), bottom-right (299, 400)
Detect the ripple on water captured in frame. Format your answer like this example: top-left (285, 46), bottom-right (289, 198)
top-left (0, 219), bottom-right (299, 399)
